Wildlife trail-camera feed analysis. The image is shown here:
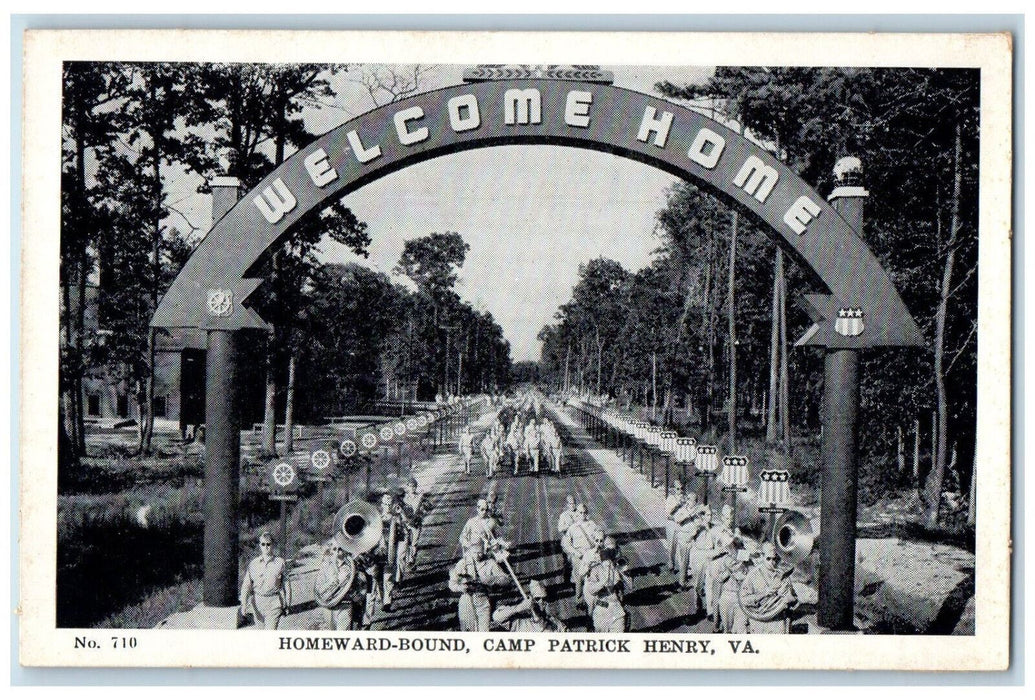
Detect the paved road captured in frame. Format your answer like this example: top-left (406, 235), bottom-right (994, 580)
top-left (358, 403), bottom-right (711, 633)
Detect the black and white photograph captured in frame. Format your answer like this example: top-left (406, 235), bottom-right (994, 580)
top-left (19, 30), bottom-right (1012, 670)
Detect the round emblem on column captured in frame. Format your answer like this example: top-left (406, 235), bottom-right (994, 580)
top-left (207, 288), bottom-right (233, 317)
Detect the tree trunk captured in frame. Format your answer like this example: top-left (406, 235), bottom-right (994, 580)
top-left (141, 326), bottom-right (156, 454)
top-left (778, 254), bottom-right (791, 461)
top-left (262, 330), bottom-right (278, 455)
top-left (926, 122), bottom-right (963, 526)
top-left (563, 343), bottom-right (571, 394)
top-left (913, 417), bottom-right (921, 486)
top-left (766, 249), bottom-right (781, 443)
top-left (897, 425), bottom-right (906, 475)
top-left (284, 353), bottom-right (297, 452)
top-left (651, 351), bottom-right (658, 421)
top-left (727, 210), bottom-right (738, 454)
top-left (967, 441), bottom-right (977, 527)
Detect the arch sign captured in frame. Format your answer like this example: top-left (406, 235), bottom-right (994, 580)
top-left (153, 73), bottom-right (921, 350)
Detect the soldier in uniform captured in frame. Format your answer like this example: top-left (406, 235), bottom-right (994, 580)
top-left (583, 536), bottom-right (632, 633)
top-left (673, 504), bottom-right (708, 615)
top-left (315, 538), bottom-right (372, 631)
top-left (665, 482), bottom-right (694, 574)
top-left (523, 419), bottom-right (542, 474)
top-left (717, 542), bottom-right (752, 634)
top-left (506, 422), bottom-right (523, 476)
top-left (239, 531), bottom-right (289, 630)
top-left (480, 431), bottom-right (498, 477)
top-left (447, 539), bottom-right (513, 631)
top-left (460, 498), bottom-right (499, 553)
top-left (459, 426), bottom-right (476, 475)
top-left (739, 542), bottom-right (797, 633)
top-left (556, 495), bottom-right (579, 582)
top-left (563, 503), bottom-right (602, 603)
top-left (402, 477), bottom-right (426, 566)
top-left (492, 579), bottom-right (567, 632)
top-left (369, 492), bottom-right (407, 611)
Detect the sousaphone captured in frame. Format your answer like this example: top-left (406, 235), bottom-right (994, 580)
top-left (772, 509), bottom-right (819, 566)
top-left (332, 500), bottom-right (384, 555)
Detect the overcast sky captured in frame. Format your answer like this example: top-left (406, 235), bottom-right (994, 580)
top-left (178, 64), bottom-right (714, 361)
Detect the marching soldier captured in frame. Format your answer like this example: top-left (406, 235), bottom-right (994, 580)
top-left (315, 538), bottom-right (372, 631)
top-left (485, 489), bottom-right (507, 533)
top-left (506, 423), bottom-right (523, 476)
top-left (665, 482), bottom-right (694, 574)
top-left (717, 542), bottom-right (752, 634)
top-left (523, 419), bottom-right (542, 474)
top-left (563, 503), bottom-right (602, 602)
top-left (703, 531), bottom-right (736, 630)
top-left (460, 498), bottom-right (499, 553)
top-left (239, 531), bottom-right (289, 630)
top-left (492, 579), bottom-right (567, 632)
top-left (583, 536), bottom-right (632, 633)
top-left (447, 539), bottom-right (512, 631)
top-left (459, 426), bottom-right (476, 475)
top-left (402, 478), bottom-right (426, 566)
top-left (556, 495), bottom-right (579, 582)
top-left (739, 542), bottom-right (798, 633)
top-left (369, 492), bottom-right (407, 611)
top-left (674, 504), bottom-right (709, 615)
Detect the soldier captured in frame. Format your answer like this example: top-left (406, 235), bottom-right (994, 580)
top-left (665, 482), bottom-right (694, 574)
top-left (556, 494), bottom-right (579, 581)
top-left (492, 579), bottom-right (567, 632)
top-left (369, 492), bottom-right (407, 611)
top-left (506, 422), bottom-right (523, 476)
top-left (717, 543), bottom-right (752, 634)
top-left (315, 538), bottom-right (372, 631)
top-left (459, 498), bottom-right (499, 553)
top-left (459, 426), bottom-right (476, 475)
top-left (703, 531), bottom-right (736, 630)
top-left (739, 542), bottom-right (798, 633)
top-left (523, 420), bottom-right (542, 474)
top-left (239, 531), bottom-right (289, 630)
top-left (447, 539), bottom-right (512, 631)
top-left (673, 504), bottom-right (708, 615)
top-left (563, 503), bottom-right (602, 603)
top-left (583, 536), bottom-right (632, 633)
top-left (401, 478), bottom-right (426, 566)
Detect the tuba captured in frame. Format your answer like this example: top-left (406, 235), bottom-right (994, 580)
top-left (771, 509), bottom-right (820, 566)
top-left (333, 500), bottom-right (384, 556)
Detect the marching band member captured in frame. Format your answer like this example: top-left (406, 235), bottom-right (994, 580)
top-left (315, 538), bottom-right (372, 631)
top-left (368, 492), bottom-right (407, 612)
top-left (665, 482), bottom-right (693, 574)
top-left (717, 543), bottom-right (752, 634)
top-left (563, 503), bottom-right (603, 603)
top-left (448, 539), bottom-right (512, 631)
top-left (492, 579), bottom-right (567, 632)
top-left (460, 498), bottom-right (499, 553)
top-left (739, 542), bottom-right (797, 633)
top-left (583, 536), bottom-right (632, 633)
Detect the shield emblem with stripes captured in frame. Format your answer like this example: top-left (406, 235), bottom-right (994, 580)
top-left (834, 308), bottom-right (865, 337)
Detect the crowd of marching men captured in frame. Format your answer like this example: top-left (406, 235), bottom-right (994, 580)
top-left (243, 390), bottom-right (801, 633)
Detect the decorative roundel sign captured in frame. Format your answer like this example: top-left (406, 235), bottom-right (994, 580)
top-left (417, 415), bottom-right (429, 428)
top-left (270, 461), bottom-right (297, 490)
top-left (310, 449), bottom-right (332, 471)
top-left (339, 439), bottom-right (357, 458)
top-left (394, 421), bottom-right (407, 437)
top-left (379, 425), bottom-right (395, 442)
top-left (405, 417), bottom-right (418, 432)
top-left (360, 432), bottom-right (378, 451)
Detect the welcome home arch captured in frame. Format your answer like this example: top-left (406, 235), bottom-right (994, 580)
top-left (153, 69), bottom-right (924, 631)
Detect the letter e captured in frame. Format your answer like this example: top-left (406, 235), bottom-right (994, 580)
top-left (304, 149), bottom-right (338, 187)
top-left (783, 195), bottom-right (822, 235)
top-left (565, 90), bottom-right (593, 128)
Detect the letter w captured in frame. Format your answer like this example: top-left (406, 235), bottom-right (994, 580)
top-left (504, 88), bottom-right (542, 125)
top-left (253, 179), bottom-right (297, 224)
top-left (733, 156), bottom-right (780, 204)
